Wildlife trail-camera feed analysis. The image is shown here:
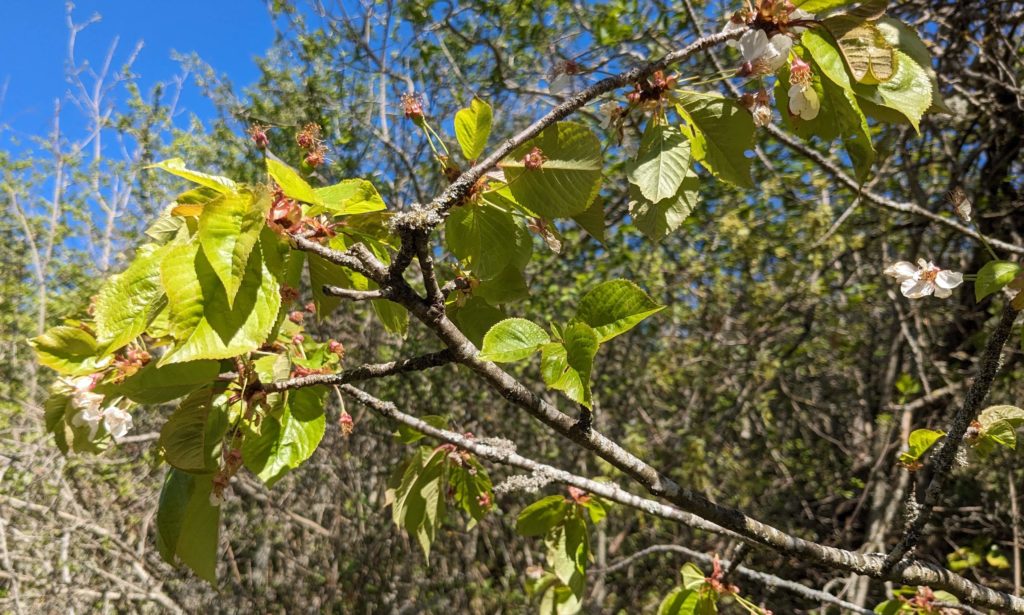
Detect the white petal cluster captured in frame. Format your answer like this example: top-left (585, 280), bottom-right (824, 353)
top-left (884, 259), bottom-right (964, 299)
top-left (788, 83), bottom-right (820, 120)
top-left (736, 30), bottom-right (792, 75)
top-left (59, 376), bottom-right (133, 441)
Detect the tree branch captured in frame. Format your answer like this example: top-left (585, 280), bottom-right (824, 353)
top-left (260, 350), bottom-right (454, 392)
top-left (593, 544), bottom-right (875, 615)
top-left (883, 302), bottom-right (1021, 568)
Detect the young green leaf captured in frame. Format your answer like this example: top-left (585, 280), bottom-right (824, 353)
top-left (454, 97), bottom-right (493, 161)
top-left (446, 202), bottom-right (521, 280)
top-left (156, 469), bottom-right (221, 583)
top-left (198, 189), bottom-right (270, 307)
top-left (574, 279), bottom-right (664, 342)
top-left (516, 495), bottom-right (570, 536)
top-left (311, 179), bottom-right (386, 216)
top-left (102, 360), bottom-right (221, 405)
top-left (674, 89), bottom-right (754, 189)
top-left (29, 326), bottom-right (111, 376)
top-left (94, 244), bottom-right (170, 353)
top-left (266, 157), bottom-right (321, 205)
top-left (899, 428), bottom-right (945, 465)
top-left (981, 420), bottom-right (1017, 450)
top-left (499, 122), bottom-right (603, 219)
top-left (160, 388), bottom-right (228, 473)
top-left (628, 179), bottom-right (700, 243)
top-left (541, 323), bottom-right (600, 408)
top-left (479, 318), bottom-right (550, 362)
top-left (242, 386), bottom-right (328, 488)
top-left (149, 158), bottom-right (238, 194)
top-left (627, 123), bottom-right (693, 203)
top-left (159, 239), bottom-right (281, 365)
top-left (974, 261), bottom-right (1021, 302)
top-left (978, 405), bottom-right (1024, 430)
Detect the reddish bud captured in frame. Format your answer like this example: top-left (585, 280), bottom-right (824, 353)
top-left (304, 301), bottom-right (316, 313)
top-left (567, 486), bottom-right (591, 505)
top-left (328, 340), bottom-right (345, 357)
top-left (291, 333), bottom-right (305, 345)
top-left (338, 411), bottom-right (354, 437)
top-left (296, 122), bottom-right (321, 150)
top-left (248, 123), bottom-right (269, 149)
top-left (477, 492), bottom-right (492, 509)
top-left (401, 93), bottom-right (425, 124)
top-left (267, 196), bottom-right (303, 233)
top-left (522, 146), bottom-right (547, 170)
top-left (288, 311), bottom-right (305, 324)
top-left (280, 285), bottom-right (300, 304)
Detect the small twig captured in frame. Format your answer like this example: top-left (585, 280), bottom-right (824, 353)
top-left (322, 286), bottom-right (385, 301)
top-left (261, 350), bottom-right (454, 393)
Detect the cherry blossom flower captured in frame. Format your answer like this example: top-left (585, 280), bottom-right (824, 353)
top-left (71, 404), bottom-right (106, 440)
top-left (788, 84), bottom-right (820, 120)
top-left (102, 407), bottom-right (134, 441)
top-left (735, 30), bottom-right (792, 77)
top-left (787, 57), bottom-right (820, 120)
top-left (884, 259), bottom-right (964, 299)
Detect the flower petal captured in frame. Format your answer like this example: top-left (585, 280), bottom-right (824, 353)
top-left (884, 261), bottom-right (918, 279)
top-left (901, 279), bottom-right (934, 299)
top-left (933, 286), bottom-right (953, 298)
top-left (935, 270), bottom-right (964, 290)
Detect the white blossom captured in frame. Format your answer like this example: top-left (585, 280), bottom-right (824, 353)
top-left (788, 83), bottom-right (820, 120)
top-left (884, 259), bottom-right (964, 299)
top-left (71, 404), bottom-right (106, 440)
top-left (736, 30), bottom-right (792, 75)
top-left (102, 407), bottom-right (134, 441)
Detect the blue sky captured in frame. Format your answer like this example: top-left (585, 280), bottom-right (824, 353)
top-left (0, 1), bottom-right (277, 144)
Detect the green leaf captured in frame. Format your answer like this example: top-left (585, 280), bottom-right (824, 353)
top-left (899, 428), bottom-right (945, 464)
top-left (94, 244), bottom-right (170, 353)
top-left (266, 157), bottom-right (320, 205)
top-left (547, 514), bottom-right (589, 588)
top-left (978, 405), bottom-right (1024, 430)
top-left (310, 179), bottom-right (386, 216)
top-left (658, 588), bottom-right (700, 615)
top-left (872, 599), bottom-right (905, 615)
top-left (156, 469), bottom-right (221, 583)
top-left (148, 158), bottom-right (238, 194)
top-left (103, 360), bottom-right (221, 405)
top-left (385, 448), bottom-right (447, 560)
top-left (795, 0), bottom-right (856, 11)
top-left (450, 457), bottom-right (494, 528)
top-left (454, 97), bottom-right (493, 161)
top-left (802, 29), bottom-right (877, 179)
top-left (242, 385), bottom-right (328, 488)
top-left (448, 296), bottom-right (506, 347)
top-left (975, 261), bottom-right (1021, 302)
top-left (628, 179), bottom-right (700, 243)
top-left (674, 89), bottom-right (754, 189)
top-left (499, 122), bottom-right (603, 219)
top-left (574, 279), bottom-right (664, 342)
top-left (852, 51), bottom-right (932, 132)
top-left (627, 124), bottom-right (693, 203)
top-left (160, 388), bottom-right (228, 473)
top-left (479, 318), bottom-right (550, 362)
top-left (159, 238), bottom-right (281, 365)
top-left (875, 17), bottom-right (950, 113)
top-left (446, 202), bottom-right (521, 280)
top-left (476, 264), bottom-right (530, 305)
top-left (825, 18), bottom-right (896, 84)
top-left (680, 562), bottom-right (707, 591)
top-left (542, 323), bottom-right (600, 408)
top-left (571, 195), bottom-right (606, 243)
top-left (197, 189), bottom-right (270, 307)
top-left (517, 495), bottom-right (569, 536)
top-left (29, 326), bottom-right (111, 376)
top-left (981, 420), bottom-right (1017, 450)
